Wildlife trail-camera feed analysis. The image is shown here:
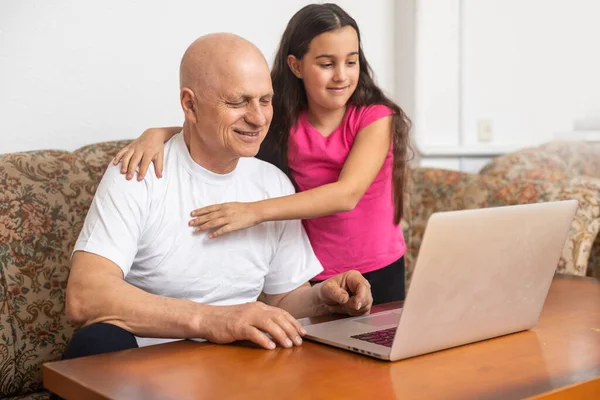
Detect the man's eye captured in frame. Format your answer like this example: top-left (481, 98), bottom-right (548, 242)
top-left (320, 63), bottom-right (333, 68)
top-left (228, 101), bottom-right (246, 107)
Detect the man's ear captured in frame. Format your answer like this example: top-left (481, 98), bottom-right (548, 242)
top-left (287, 55), bottom-right (303, 79)
top-left (180, 88), bottom-right (197, 124)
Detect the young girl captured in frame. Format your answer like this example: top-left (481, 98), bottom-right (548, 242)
top-left (114, 3), bottom-right (412, 304)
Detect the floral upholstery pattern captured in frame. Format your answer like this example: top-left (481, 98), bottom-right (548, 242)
top-left (479, 140), bottom-right (600, 278)
top-left (4, 392), bottom-right (50, 400)
top-left (1, 140), bottom-right (599, 398)
top-left (480, 141), bottom-right (600, 182)
top-left (74, 140), bottom-right (132, 183)
top-left (0, 143), bottom-right (123, 398)
top-left (403, 168), bottom-right (600, 285)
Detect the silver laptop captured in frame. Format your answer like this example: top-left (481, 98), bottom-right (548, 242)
top-left (304, 200), bottom-right (577, 361)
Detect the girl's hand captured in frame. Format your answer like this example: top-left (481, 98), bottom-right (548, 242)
top-left (189, 202), bottom-right (264, 238)
top-left (113, 128), bottom-right (170, 181)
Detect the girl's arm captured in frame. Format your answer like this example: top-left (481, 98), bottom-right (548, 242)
top-left (190, 116), bottom-right (393, 238)
top-left (113, 126), bottom-right (181, 180)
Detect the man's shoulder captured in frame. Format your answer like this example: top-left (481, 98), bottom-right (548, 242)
top-left (95, 136), bottom-right (183, 197)
top-left (238, 157), bottom-right (295, 196)
top-left (132, 133), bottom-right (181, 186)
top-left (93, 163), bottom-right (154, 210)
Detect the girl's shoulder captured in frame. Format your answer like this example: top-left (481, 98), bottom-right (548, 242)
top-left (347, 104), bottom-right (394, 131)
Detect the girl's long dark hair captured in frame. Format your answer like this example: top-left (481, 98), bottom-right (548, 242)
top-left (258, 3), bottom-right (412, 224)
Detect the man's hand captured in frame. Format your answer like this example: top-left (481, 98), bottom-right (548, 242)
top-left (201, 302), bottom-right (306, 350)
top-left (316, 270), bottom-right (373, 316)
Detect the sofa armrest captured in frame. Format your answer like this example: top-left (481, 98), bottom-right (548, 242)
top-left (404, 168), bottom-right (600, 286)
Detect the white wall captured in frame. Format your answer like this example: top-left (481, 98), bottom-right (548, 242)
top-left (415, 0), bottom-right (600, 160)
top-left (4, 0), bottom-right (599, 169)
top-left (461, 0), bottom-right (600, 147)
top-left (0, 0), bottom-right (396, 154)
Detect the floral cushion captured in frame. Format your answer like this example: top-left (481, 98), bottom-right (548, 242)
top-left (0, 141), bottom-right (131, 397)
top-left (4, 391), bottom-right (50, 400)
top-left (0, 274), bottom-right (17, 393)
top-left (480, 141), bottom-right (600, 181)
top-left (404, 168), bottom-right (600, 286)
top-left (74, 140), bottom-right (132, 183)
top-left (538, 141), bottom-right (600, 177)
top-left (480, 149), bottom-right (571, 182)
top-left (590, 243), bottom-right (600, 278)
top-left (0, 150), bottom-right (100, 397)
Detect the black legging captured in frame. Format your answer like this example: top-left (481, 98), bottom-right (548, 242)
top-left (62, 322), bottom-right (138, 359)
top-left (50, 323), bottom-right (138, 400)
top-left (311, 257), bottom-right (406, 305)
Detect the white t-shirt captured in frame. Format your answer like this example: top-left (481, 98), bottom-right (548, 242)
top-left (74, 133), bottom-right (323, 346)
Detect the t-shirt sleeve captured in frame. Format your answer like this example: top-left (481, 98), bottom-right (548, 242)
top-left (73, 164), bottom-right (150, 277)
top-left (357, 104), bottom-right (394, 131)
top-left (262, 169), bottom-right (323, 295)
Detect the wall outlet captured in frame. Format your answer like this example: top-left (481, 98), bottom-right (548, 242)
top-left (477, 119), bottom-right (493, 143)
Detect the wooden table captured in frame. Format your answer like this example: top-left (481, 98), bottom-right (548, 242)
top-left (44, 277), bottom-right (600, 400)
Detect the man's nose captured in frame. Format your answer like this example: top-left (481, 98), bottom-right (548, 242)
top-left (245, 102), bottom-right (268, 127)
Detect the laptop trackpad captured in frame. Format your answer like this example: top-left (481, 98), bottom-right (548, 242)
top-left (353, 310), bottom-right (402, 327)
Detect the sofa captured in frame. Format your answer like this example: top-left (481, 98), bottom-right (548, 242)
top-left (1, 140), bottom-right (600, 399)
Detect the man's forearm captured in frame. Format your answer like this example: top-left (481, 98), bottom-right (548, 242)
top-left (67, 252), bottom-right (210, 339)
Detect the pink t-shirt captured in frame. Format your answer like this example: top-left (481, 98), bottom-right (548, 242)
top-left (288, 104), bottom-right (406, 280)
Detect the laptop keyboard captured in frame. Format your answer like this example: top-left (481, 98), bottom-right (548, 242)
top-left (351, 327), bottom-right (397, 348)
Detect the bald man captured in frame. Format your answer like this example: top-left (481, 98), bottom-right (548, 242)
top-left (62, 34), bottom-right (372, 361)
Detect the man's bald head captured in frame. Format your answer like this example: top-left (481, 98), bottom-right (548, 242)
top-left (178, 33), bottom-right (274, 173)
top-left (179, 33), bottom-right (268, 94)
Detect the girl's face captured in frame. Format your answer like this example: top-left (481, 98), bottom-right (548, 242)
top-left (288, 26), bottom-right (360, 112)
